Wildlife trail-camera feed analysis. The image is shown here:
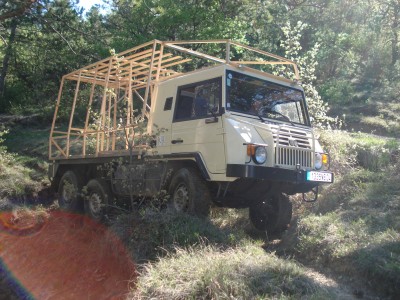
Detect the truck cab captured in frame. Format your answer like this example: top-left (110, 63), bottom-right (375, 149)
top-left (48, 40), bottom-right (333, 235)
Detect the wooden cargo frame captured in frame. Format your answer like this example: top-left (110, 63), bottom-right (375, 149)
top-left (49, 39), bottom-right (300, 160)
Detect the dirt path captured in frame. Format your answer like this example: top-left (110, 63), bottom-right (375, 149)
top-left (302, 267), bottom-right (365, 299)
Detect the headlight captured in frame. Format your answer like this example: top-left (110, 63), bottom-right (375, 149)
top-left (315, 153), bottom-right (322, 170)
top-left (253, 146), bottom-right (267, 164)
top-left (315, 153), bottom-right (329, 170)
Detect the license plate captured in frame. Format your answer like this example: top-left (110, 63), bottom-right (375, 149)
top-left (306, 171), bottom-right (333, 183)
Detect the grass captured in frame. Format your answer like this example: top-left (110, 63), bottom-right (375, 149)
top-left (292, 131), bottom-right (400, 298)
top-left (360, 102), bottom-right (400, 137)
top-left (319, 129), bottom-right (399, 172)
top-left (132, 244), bottom-right (332, 300)
top-left (0, 128), bottom-right (49, 207)
top-left (109, 210), bottom-right (242, 263)
top-left (3, 125), bottom-right (50, 159)
top-left (107, 207), bottom-right (338, 299)
top-left (330, 100), bottom-right (400, 138)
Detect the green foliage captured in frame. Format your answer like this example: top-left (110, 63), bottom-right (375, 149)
top-left (277, 22), bottom-right (340, 128)
top-left (0, 129), bottom-right (14, 164)
top-left (0, 0), bottom-right (398, 134)
top-left (0, 0), bottom-right (104, 112)
top-left (319, 79), bottom-right (355, 105)
top-left (105, 0), bottom-right (248, 51)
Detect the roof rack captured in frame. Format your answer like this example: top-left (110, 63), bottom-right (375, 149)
top-left (65, 39), bottom-right (299, 91)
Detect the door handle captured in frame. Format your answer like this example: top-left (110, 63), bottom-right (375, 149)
top-left (171, 139), bottom-right (184, 144)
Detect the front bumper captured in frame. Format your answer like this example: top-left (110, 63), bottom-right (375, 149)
top-left (226, 164), bottom-right (334, 185)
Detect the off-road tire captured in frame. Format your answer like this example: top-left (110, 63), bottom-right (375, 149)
top-left (84, 179), bottom-right (111, 222)
top-left (58, 170), bottom-right (84, 212)
top-left (168, 168), bottom-right (211, 217)
top-left (249, 193), bottom-right (292, 235)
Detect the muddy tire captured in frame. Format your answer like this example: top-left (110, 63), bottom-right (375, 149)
top-left (249, 193), bottom-right (292, 235)
top-left (168, 168), bottom-right (211, 217)
top-left (58, 170), bottom-right (84, 212)
top-left (84, 179), bottom-right (111, 222)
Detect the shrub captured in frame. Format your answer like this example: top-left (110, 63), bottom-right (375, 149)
top-left (319, 79), bottom-right (355, 105)
top-left (319, 130), bottom-right (399, 174)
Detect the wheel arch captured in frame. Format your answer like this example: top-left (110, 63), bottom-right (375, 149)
top-left (162, 157), bottom-right (209, 190)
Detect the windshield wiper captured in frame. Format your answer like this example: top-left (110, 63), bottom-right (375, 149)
top-left (256, 113), bottom-right (265, 123)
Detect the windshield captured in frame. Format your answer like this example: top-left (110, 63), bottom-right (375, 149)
top-left (226, 71), bottom-right (309, 125)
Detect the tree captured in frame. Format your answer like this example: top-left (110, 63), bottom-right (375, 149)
top-left (0, 0), bottom-right (37, 22)
top-left (0, 0), bottom-right (40, 107)
top-left (278, 21), bottom-right (338, 128)
top-left (0, 0), bottom-right (103, 112)
top-left (0, 19), bottom-right (17, 100)
top-left (104, 0), bottom-right (248, 51)
top-left (372, 0), bottom-right (400, 65)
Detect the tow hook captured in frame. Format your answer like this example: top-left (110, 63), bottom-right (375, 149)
top-left (302, 186), bottom-right (318, 203)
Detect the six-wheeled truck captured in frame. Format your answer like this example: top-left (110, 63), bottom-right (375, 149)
top-left (48, 40), bottom-right (333, 235)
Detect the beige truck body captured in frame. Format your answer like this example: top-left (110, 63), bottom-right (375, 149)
top-left (49, 40), bottom-right (333, 232)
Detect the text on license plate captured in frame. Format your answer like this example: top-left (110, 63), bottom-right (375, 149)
top-left (306, 171), bottom-right (333, 183)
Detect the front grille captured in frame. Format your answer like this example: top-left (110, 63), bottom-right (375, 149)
top-left (272, 127), bottom-right (311, 149)
top-left (275, 147), bottom-right (313, 168)
top-left (271, 125), bottom-right (314, 169)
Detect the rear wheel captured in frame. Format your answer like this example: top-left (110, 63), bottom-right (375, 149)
top-left (168, 168), bottom-right (211, 217)
top-left (58, 170), bottom-right (84, 212)
top-left (249, 193), bottom-right (292, 235)
top-left (84, 179), bottom-right (111, 222)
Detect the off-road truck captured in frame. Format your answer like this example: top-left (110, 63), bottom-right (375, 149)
top-left (48, 40), bottom-right (333, 234)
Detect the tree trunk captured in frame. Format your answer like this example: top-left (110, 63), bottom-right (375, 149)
top-left (0, 18), bottom-right (18, 108)
top-left (391, 2), bottom-right (399, 65)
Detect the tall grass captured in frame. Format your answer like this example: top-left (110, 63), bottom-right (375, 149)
top-left (295, 130), bottom-right (400, 298)
top-left (0, 128), bottom-right (47, 206)
top-left (132, 244), bottom-right (332, 299)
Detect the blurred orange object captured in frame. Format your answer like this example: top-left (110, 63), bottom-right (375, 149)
top-left (0, 210), bottom-right (135, 299)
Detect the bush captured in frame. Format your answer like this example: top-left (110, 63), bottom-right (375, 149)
top-left (319, 79), bottom-right (355, 105)
top-left (319, 130), bottom-right (399, 174)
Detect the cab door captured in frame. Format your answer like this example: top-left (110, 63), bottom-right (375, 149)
top-left (171, 77), bottom-right (226, 174)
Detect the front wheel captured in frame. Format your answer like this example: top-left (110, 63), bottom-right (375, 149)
top-left (168, 168), bottom-right (211, 217)
top-left (84, 179), bottom-right (111, 222)
top-left (249, 193), bottom-right (292, 235)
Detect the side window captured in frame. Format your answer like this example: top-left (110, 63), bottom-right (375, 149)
top-left (174, 78), bottom-right (221, 122)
